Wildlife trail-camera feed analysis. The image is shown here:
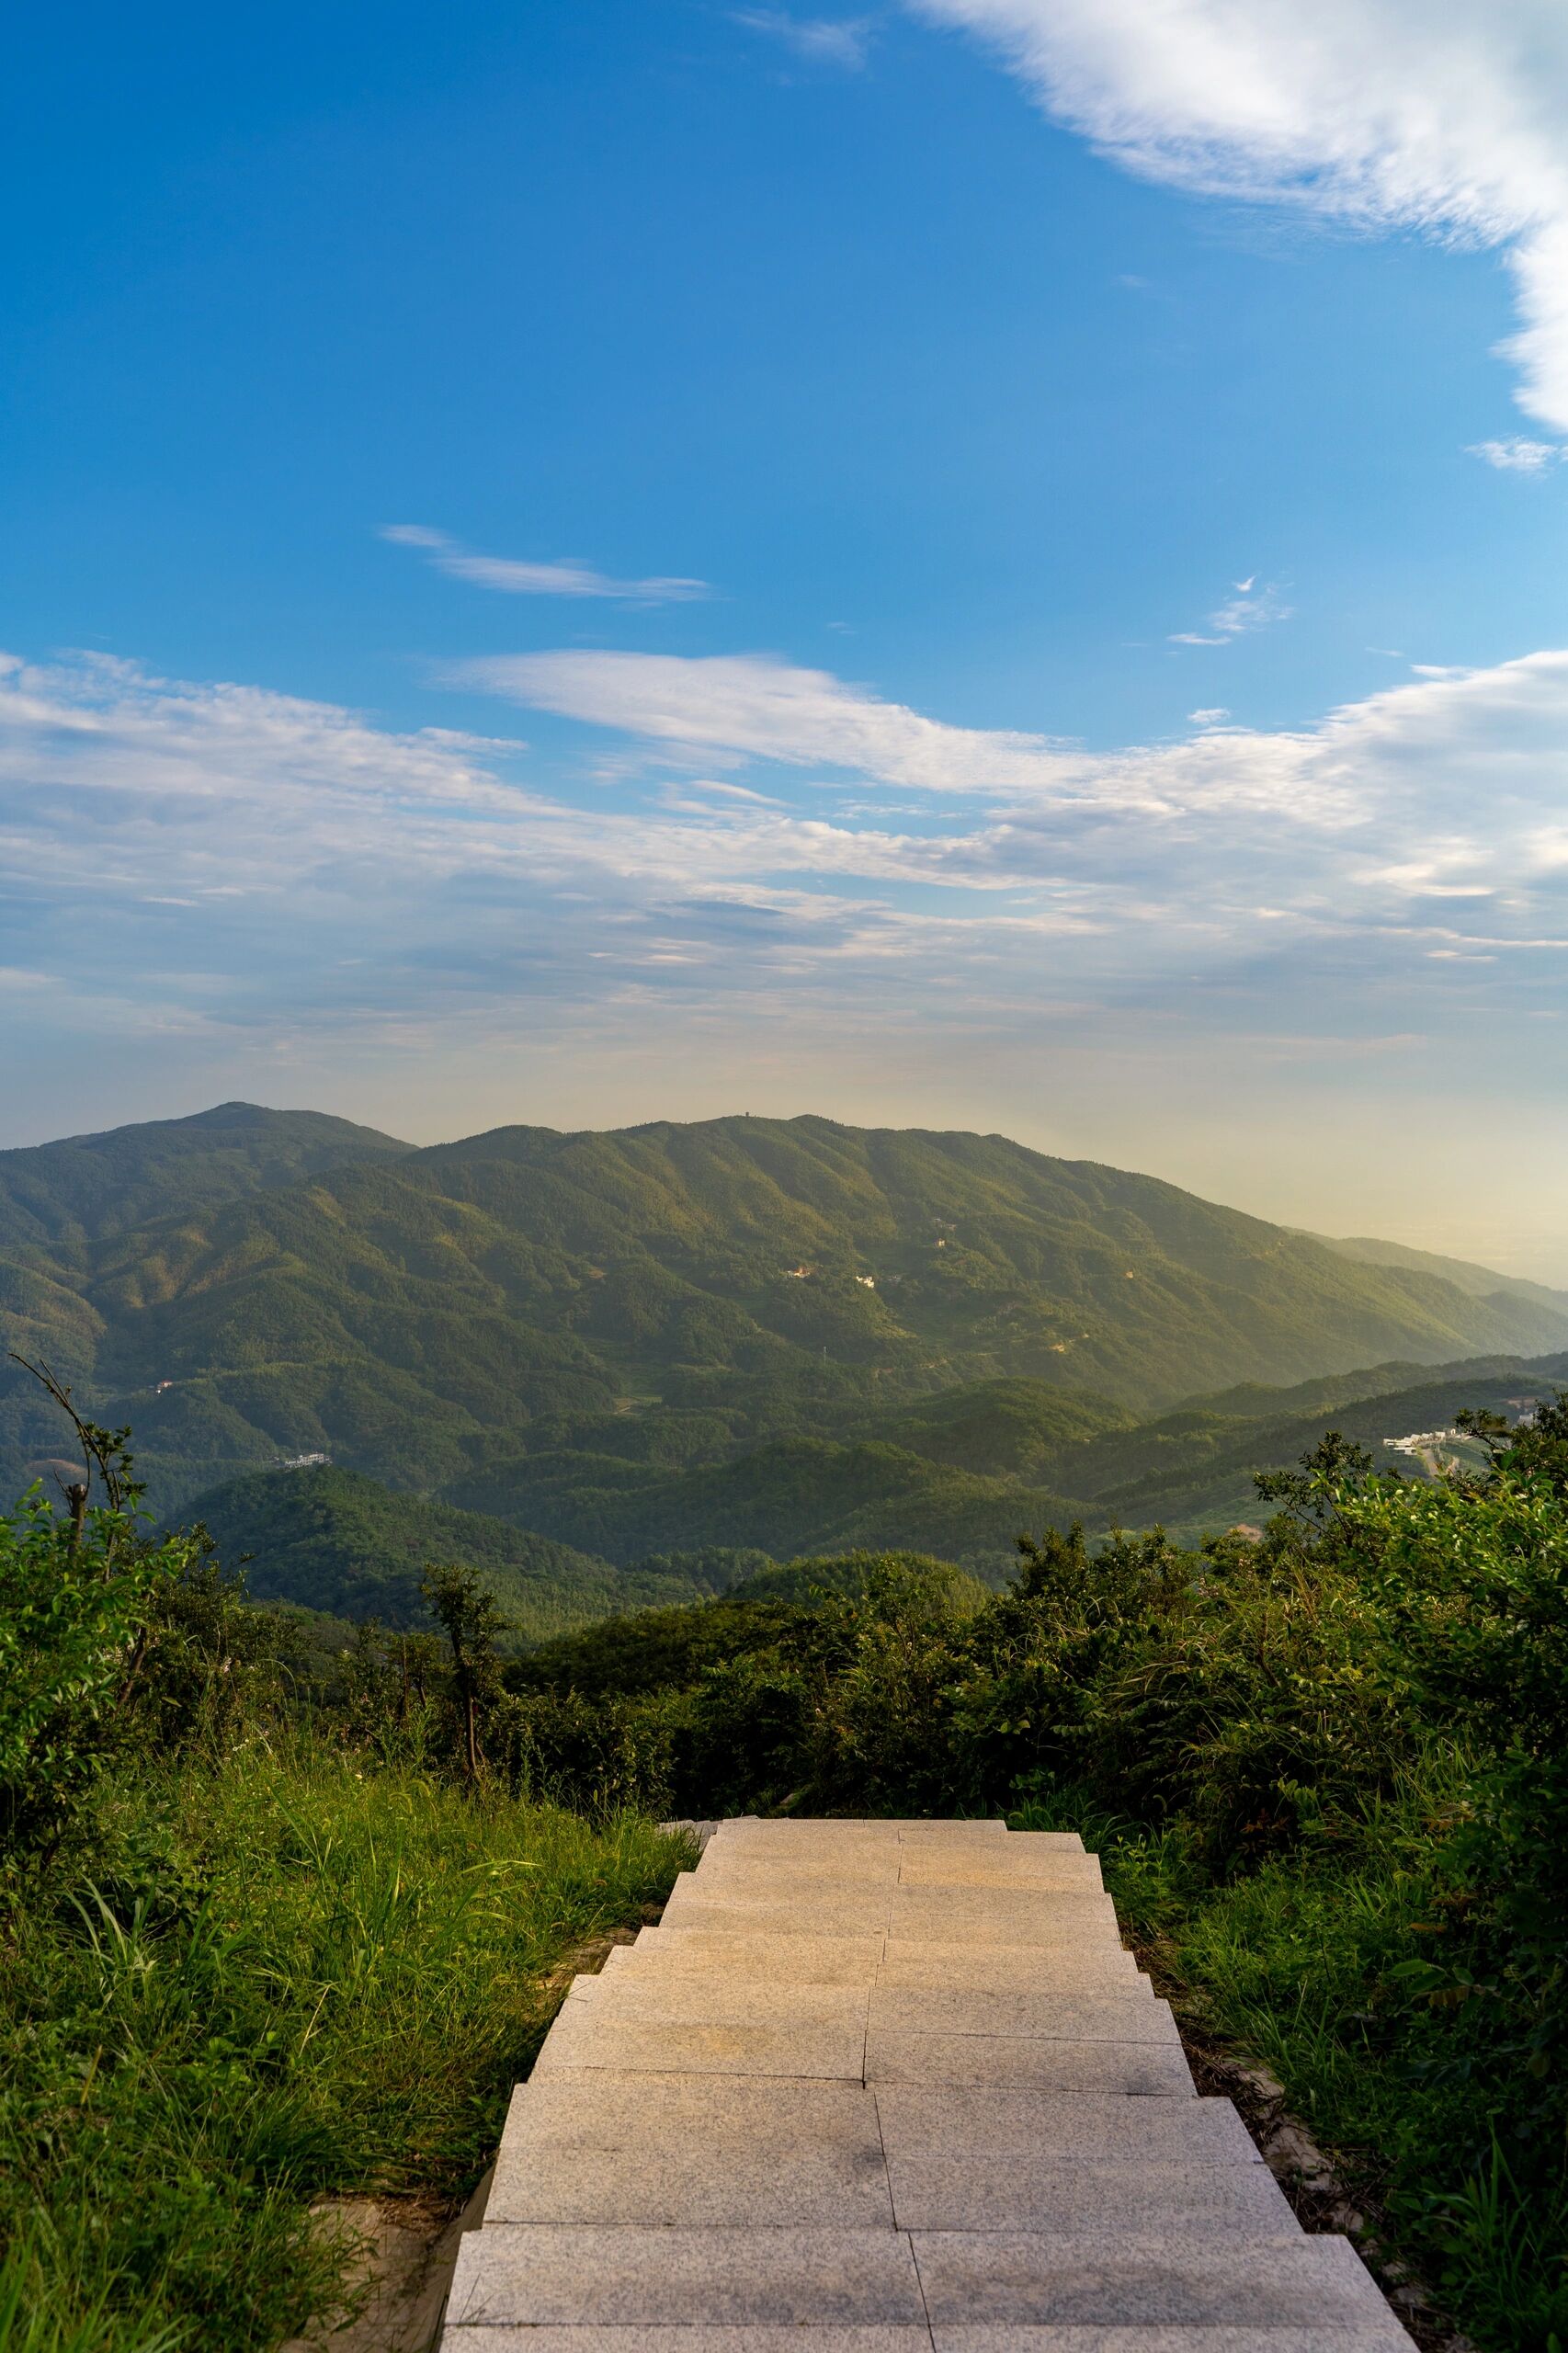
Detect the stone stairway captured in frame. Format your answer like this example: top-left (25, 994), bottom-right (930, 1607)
top-left (440, 1816), bottom-right (1415, 2350)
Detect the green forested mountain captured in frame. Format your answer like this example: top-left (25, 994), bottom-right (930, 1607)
top-left (0, 1101), bottom-right (408, 1251)
top-left (185, 1464), bottom-right (733, 1636)
top-left (1312, 1230), bottom-right (1568, 1312)
top-left (149, 1358), bottom-right (1568, 1620)
top-left (5, 1104), bottom-right (1567, 1579)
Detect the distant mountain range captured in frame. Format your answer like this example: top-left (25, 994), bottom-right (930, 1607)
top-left (3, 1102), bottom-right (1564, 1608)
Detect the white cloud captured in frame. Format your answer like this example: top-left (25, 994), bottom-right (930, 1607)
top-left (1169, 579), bottom-right (1290, 646)
top-left (451, 649), bottom-right (1089, 801)
top-left (733, 10), bottom-right (874, 68)
top-left (6, 641), bottom-right (1568, 1078)
top-left (1468, 436), bottom-right (1562, 472)
top-left (382, 525), bottom-right (710, 605)
top-left (905, 0), bottom-right (1568, 434)
top-left (1188, 707), bottom-right (1231, 725)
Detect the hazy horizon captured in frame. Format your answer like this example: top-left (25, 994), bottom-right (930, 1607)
top-left (6, 5), bottom-right (1568, 1280)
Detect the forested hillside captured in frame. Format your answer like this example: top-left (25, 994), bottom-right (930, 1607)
top-left (6, 1105), bottom-right (1567, 1578)
top-left (0, 1100), bottom-right (408, 1249)
top-left (187, 1463), bottom-right (738, 1636)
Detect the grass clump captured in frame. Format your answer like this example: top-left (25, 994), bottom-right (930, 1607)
top-left (0, 1745), bottom-right (682, 2348)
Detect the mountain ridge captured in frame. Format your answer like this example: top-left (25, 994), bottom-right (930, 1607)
top-left (4, 1105), bottom-right (1566, 1553)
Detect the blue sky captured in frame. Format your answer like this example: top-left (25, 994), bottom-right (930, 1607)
top-left (6, 1), bottom-right (1568, 1271)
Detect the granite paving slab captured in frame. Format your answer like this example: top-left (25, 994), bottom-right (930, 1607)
top-left (489, 2120), bottom-right (893, 2227)
top-left (608, 1931), bottom-right (885, 1984)
top-left (867, 1986), bottom-right (1177, 2043)
top-left (930, 2331), bottom-right (1415, 2352)
top-left (866, 2028), bottom-right (1195, 2094)
top-left (887, 2154), bottom-right (1295, 2234)
top-left (664, 1899), bottom-right (892, 1943)
top-left (445, 2225), bottom-right (926, 2327)
top-left (501, 2072), bottom-right (881, 2143)
top-left (887, 1889), bottom-right (1119, 1943)
top-left (665, 1881), bottom-right (895, 1932)
top-left (873, 2087), bottom-right (1258, 2165)
top-left (445, 2331), bottom-right (936, 2352)
top-left (696, 1859), bottom-right (906, 1893)
top-left (564, 1976), bottom-right (872, 2030)
top-left (533, 2010), bottom-right (869, 2082)
top-left (909, 2234), bottom-right (1395, 2327)
top-left (893, 1854), bottom-right (1105, 1893)
top-left (874, 1941), bottom-right (1142, 1992)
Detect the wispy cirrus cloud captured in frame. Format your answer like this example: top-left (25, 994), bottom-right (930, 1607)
top-left (1169, 576), bottom-right (1290, 647)
top-left (382, 524), bottom-right (710, 605)
top-left (733, 9), bottom-right (875, 69)
top-left (905, 0), bottom-right (1568, 439)
top-left (1468, 436), bottom-right (1563, 473)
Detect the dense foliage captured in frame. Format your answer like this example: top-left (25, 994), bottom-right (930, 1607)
top-left (0, 1416), bottom-right (686, 2350)
top-left (184, 1462), bottom-right (742, 1636)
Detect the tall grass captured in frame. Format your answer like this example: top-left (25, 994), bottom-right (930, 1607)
top-left (0, 1737), bottom-right (685, 2351)
top-left (1015, 1756), bottom-right (1568, 2351)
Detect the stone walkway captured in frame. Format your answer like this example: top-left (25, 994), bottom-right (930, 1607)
top-left (440, 1817), bottom-right (1415, 2350)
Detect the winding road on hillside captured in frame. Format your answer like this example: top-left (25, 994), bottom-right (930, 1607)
top-left (438, 1819), bottom-right (1415, 2349)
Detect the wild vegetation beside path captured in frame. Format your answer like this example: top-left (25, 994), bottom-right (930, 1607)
top-left (4, 1363), bottom-right (1567, 2349)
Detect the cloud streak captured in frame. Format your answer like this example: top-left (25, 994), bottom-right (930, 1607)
top-left (382, 525), bottom-right (710, 604)
top-left (733, 10), bottom-right (874, 68)
top-left (906, 0), bottom-right (1568, 435)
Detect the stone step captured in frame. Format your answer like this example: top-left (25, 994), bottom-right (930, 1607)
top-left (565, 1976), bottom-right (871, 2030)
top-left (873, 2087), bottom-right (1258, 2165)
top-left (439, 2331), bottom-right (1411, 2353)
top-left (710, 1819), bottom-right (1007, 1844)
top-left (865, 2028), bottom-right (1195, 2096)
top-left (931, 2331), bottom-right (1416, 2352)
top-left (666, 1894), bottom-right (1125, 1949)
top-left (443, 2332), bottom-right (932, 2352)
top-left (693, 1858), bottom-right (908, 1893)
top-left (490, 2080), bottom-right (892, 2229)
top-left (445, 2225), bottom-right (927, 2329)
top-left (866, 1987), bottom-right (1177, 2042)
top-left (533, 2008), bottom-right (869, 2084)
top-left (893, 1857), bottom-right (1105, 1893)
top-left (692, 1854), bottom-right (1105, 1894)
top-left (887, 1889), bottom-right (1121, 1944)
top-left (908, 2234), bottom-right (1395, 2329)
top-left (608, 1931), bottom-right (885, 1984)
top-left (664, 1889), bottom-right (896, 1939)
top-left (870, 1948), bottom-right (1143, 1985)
top-left (616, 1927), bottom-right (1144, 1989)
top-left (886, 2154), bottom-right (1297, 2234)
top-left (874, 1944), bottom-right (1145, 1992)
top-left (603, 1948), bottom-right (1154, 2004)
